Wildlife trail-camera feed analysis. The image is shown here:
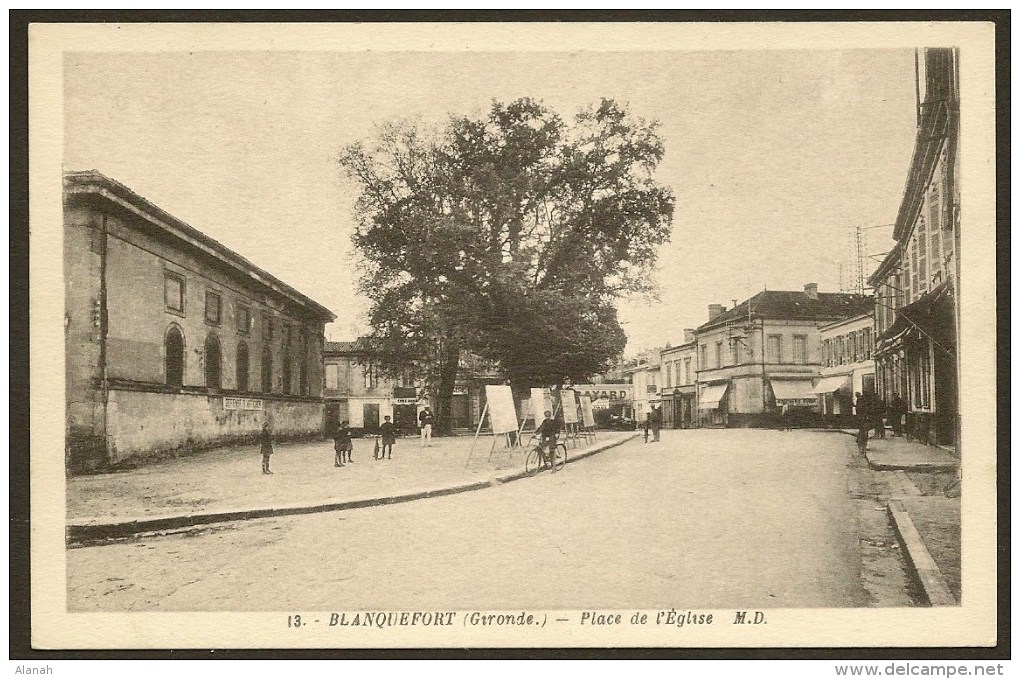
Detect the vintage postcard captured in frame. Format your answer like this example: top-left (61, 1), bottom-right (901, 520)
top-left (28, 19), bottom-right (999, 650)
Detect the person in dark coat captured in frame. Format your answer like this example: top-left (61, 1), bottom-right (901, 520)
top-left (650, 405), bottom-right (662, 442)
top-left (888, 393), bottom-right (908, 437)
top-left (536, 410), bottom-right (560, 469)
top-left (260, 421), bottom-right (275, 475)
top-left (854, 391), bottom-right (871, 453)
top-left (334, 420), bottom-right (352, 467)
top-left (871, 393), bottom-right (887, 439)
top-left (379, 415), bottom-right (396, 460)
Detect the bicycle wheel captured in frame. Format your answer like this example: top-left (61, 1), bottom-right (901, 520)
top-left (524, 447), bottom-right (542, 476)
top-left (551, 443), bottom-right (567, 472)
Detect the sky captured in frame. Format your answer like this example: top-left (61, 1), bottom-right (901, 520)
top-left (64, 48), bottom-right (918, 353)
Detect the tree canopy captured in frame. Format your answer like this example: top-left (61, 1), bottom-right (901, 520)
top-left (338, 97), bottom-right (674, 429)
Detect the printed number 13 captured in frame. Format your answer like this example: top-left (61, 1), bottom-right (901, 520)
top-left (288, 614), bottom-right (302, 627)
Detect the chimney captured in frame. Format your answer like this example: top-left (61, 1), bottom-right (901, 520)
top-left (804, 283), bottom-right (819, 300)
top-left (683, 328), bottom-right (695, 343)
top-left (708, 304), bottom-right (726, 321)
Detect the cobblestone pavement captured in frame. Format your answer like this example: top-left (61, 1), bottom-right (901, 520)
top-left (68, 432), bottom-right (625, 523)
top-left (68, 429), bottom-right (880, 611)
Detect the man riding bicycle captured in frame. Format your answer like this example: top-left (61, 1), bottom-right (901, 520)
top-left (536, 410), bottom-right (560, 469)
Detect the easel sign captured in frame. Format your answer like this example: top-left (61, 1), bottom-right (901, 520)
top-left (466, 385), bottom-right (519, 467)
top-left (562, 388), bottom-right (581, 447)
top-left (579, 394), bottom-right (597, 443)
top-left (530, 387), bottom-right (552, 420)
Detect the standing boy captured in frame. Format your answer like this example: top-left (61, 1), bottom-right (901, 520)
top-left (379, 415), bottom-right (396, 460)
top-left (260, 421), bottom-right (274, 475)
top-left (334, 420), bottom-right (352, 467)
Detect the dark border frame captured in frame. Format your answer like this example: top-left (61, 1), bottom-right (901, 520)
top-left (9, 8), bottom-right (1010, 661)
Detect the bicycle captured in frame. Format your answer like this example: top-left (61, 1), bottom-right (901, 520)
top-left (524, 438), bottom-right (567, 475)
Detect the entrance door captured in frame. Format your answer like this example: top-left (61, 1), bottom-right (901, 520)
top-left (363, 403), bottom-right (380, 433)
top-left (325, 402), bottom-right (341, 436)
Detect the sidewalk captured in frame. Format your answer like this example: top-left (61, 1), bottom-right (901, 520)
top-left (67, 431), bottom-right (636, 542)
top-left (859, 434), bottom-right (960, 605)
top-left (863, 435), bottom-right (958, 471)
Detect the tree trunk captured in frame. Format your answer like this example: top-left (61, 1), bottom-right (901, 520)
top-left (434, 340), bottom-right (461, 435)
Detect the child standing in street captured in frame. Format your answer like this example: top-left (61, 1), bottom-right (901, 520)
top-left (260, 421), bottom-right (275, 475)
top-left (334, 420), bottom-right (352, 467)
top-left (379, 415), bottom-right (396, 460)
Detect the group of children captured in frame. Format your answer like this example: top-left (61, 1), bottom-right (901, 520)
top-left (256, 416), bottom-right (399, 475)
top-left (331, 417), bottom-right (396, 465)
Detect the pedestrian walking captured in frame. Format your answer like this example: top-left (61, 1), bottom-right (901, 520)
top-left (651, 405), bottom-right (662, 442)
top-left (379, 415), bottom-right (396, 459)
top-left (334, 420), bottom-right (352, 467)
top-left (872, 393), bottom-right (887, 439)
top-left (888, 393), bottom-right (907, 437)
top-left (643, 412), bottom-right (651, 443)
top-left (854, 391), bottom-right (870, 454)
top-left (418, 406), bottom-right (435, 448)
top-left (259, 421), bottom-right (275, 475)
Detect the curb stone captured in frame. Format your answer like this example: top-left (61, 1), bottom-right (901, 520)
top-left (67, 432), bottom-right (639, 544)
top-left (886, 499), bottom-right (956, 606)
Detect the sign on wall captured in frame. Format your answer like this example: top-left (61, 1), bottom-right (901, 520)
top-left (485, 385), bottom-right (519, 434)
top-left (223, 397), bottom-right (264, 411)
top-left (569, 385), bottom-right (633, 410)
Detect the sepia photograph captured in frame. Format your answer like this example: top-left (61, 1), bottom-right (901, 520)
top-left (24, 18), bottom-right (1000, 653)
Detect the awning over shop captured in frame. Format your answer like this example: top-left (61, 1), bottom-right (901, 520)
top-left (810, 374), bottom-right (850, 395)
top-left (770, 379), bottom-right (816, 404)
top-left (698, 382), bottom-right (729, 410)
top-left (878, 282), bottom-right (955, 352)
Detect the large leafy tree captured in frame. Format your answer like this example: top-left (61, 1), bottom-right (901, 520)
top-left (339, 98), bottom-right (673, 432)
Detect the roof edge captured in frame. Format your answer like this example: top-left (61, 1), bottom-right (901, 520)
top-left (64, 170), bottom-right (336, 323)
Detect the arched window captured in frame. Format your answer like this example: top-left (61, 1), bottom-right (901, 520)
top-left (236, 341), bottom-right (249, 392)
top-left (204, 334), bottom-right (222, 389)
top-left (165, 326), bottom-right (185, 386)
top-left (261, 346), bottom-right (273, 393)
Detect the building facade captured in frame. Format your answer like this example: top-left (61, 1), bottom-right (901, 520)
top-left (323, 340), bottom-right (422, 435)
top-left (623, 354), bottom-right (661, 423)
top-left (695, 285), bottom-right (872, 428)
top-left (814, 313), bottom-right (876, 424)
top-left (660, 330), bottom-right (698, 429)
top-left (64, 171), bottom-right (335, 472)
top-left (869, 48), bottom-right (960, 447)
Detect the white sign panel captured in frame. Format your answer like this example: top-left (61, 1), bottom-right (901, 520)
top-left (485, 385), bottom-right (519, 434)
top-left (562, 389), bottom-right (579, 424)
top-left (223, 397), bottom-right (264, 411)
top-left (530, 387), bottom-right (552, 418)
top-left (579, 395), bottom-right (596, 428)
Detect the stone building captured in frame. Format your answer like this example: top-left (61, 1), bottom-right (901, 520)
top-left (660, 330), bottom-right (698, 429)
top-left (323, 339), bottom-right (420, 435)
top-left (64, 171), bottom-right (335, 472)
top-left (622, 352), bottom-right (661, 423)
top-left (695, 285), bottom-right (871, 428)
top-left (814, 313), bottom-right (876, 425)
top-left (869, 48), bottom-right (960, 447)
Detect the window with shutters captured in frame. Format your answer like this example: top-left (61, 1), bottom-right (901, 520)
top-left (928, 184), bottom-right (943, 284)
top-left (767, 335), bottom-right (782, 363)
top-left (236, 341), bottom-right (249, 392)
top-left (917, 215), bottom-right (928, 295)
top-left (164, 272), bottom-right (185, 315)
top-left (793, 335), bottom-right (808, 363)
